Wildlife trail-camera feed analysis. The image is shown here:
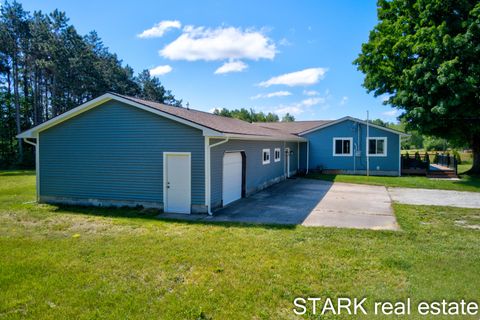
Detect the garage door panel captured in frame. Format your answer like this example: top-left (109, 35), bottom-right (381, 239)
top-left (222, 152), bottom-right (242, 206)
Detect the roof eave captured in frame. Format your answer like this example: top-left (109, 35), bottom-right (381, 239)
top-left (15, 93), bottom-right (224, 138)
top-left (223, 133), bottom-right (307, 142)
top-left (298, 116), bottom-right (409, 136)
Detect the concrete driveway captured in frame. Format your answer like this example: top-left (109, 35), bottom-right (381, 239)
top-left (208, 179), bottom-right (398, 230)
top-left (388, 187), bottom-right (480, 208)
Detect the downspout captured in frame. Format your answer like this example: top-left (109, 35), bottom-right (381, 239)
top-left (297, 142), bottom-right (300, 172)
top-left (23, 138), bottom-right (37, 147)
top-left (353, 143), bottom-right (356, 175)
top-left (206, 137), bottom-right (229, 215)
top-left (306, 140), bottom-right (310, 175)
top-left (366, 111), bottom-right (370, 177)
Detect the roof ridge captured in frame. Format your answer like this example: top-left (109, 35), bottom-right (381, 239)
top-left (112, 93), bottom-right (259, 125)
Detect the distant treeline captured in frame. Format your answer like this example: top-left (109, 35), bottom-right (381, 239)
top-left (213, 107), bottom-right (295, 123)
top-left (0, 1), bottom-right (182, 168)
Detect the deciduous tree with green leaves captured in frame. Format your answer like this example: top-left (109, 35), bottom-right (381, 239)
top-left (281, 113), bottom-right (295, 122)
top-left (354, 0), bottom-right (480, 174)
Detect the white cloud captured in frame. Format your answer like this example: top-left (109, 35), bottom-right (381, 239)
top-left (214, 60), bottom-right (248, 74)
top-left (264, 96), bottom-right (328, 116)
top-left (251, 91), bottom-right (292, 99)
top-left (303, 90), bottom-right (319, 96)
top-left (138, 20), bottom-right (181, 38)
top-left (160, 26), bottom-right (276, 61)
top-left (382, 109), bottom-right (399, 117)
top-left (301, 97), bottom-right (325, 107)
top-left (279, 38), bottom-right (292, 46)
top-left (259, 67), bottom-right (327, 87)
top-left (275, 106), bottom-right (304, 115)
top-left (339, 96), bottom-right (348, 105)
top-left (149, 65), bottom-right (173, 76)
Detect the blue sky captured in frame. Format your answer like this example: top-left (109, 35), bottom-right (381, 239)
top-left (18, 0), bottom-right (397, 122)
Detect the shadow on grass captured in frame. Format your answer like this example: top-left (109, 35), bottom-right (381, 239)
top-left (454, 174), bottom-right (480, 189)
top-left (0, 170), bottom-right (36, 176)
top-left (51, 203), bottom-right (298, 230)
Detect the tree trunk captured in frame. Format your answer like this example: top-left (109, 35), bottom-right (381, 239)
top-left (33, 70), bottom-right (38, 125)
top-left (470, 137), bottom-right (480, 175)
top-left (13, 50), bottom-right (23, 162)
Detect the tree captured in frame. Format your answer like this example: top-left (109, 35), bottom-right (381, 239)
top-left (136, 70), bottom-right (182, 106)
top-left (281, 113), bottom-right (295, 122)
top-left (0, 1), bottom-right (183, 168)
top-left (354, 0), bottom-right (480, 174)
top-left (212, 107), bottom-right (281, 123)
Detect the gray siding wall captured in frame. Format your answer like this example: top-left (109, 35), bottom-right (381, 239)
top-left (209, 139), bottom-right (299, 209)
top-left (39, 100), bottom-right (205, 208)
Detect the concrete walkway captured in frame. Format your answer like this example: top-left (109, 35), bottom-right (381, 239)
top-left (388, 187), bottom-right (480, 208)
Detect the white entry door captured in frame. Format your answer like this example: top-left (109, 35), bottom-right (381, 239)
top-left (164, 153), bottom-right (191, 214)
top-left (222, 152), bottom-right (242, 206)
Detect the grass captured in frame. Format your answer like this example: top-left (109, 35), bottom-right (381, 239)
top-left (1, 171), bottom-right (480, 319)
top-left (307, 163), bottom-right (480, 193)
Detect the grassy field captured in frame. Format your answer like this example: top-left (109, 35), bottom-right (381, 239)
top-left (1, 171), bottom-right (480, 319)
top-left (307, 163), bottom-right (480, 193)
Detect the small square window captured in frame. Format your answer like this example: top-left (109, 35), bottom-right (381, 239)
top-left (368, 138), bottom-right (387, 156)
top-left (262, 149), bottom-right (271, 164)
top-left (333, 138), bottom-right (352, 156)
top-left (274, 148), bottom-right (281, 162)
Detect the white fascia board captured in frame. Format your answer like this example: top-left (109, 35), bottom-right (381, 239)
top-left (16, 93), bottom-right (223, 138)
top-left (16, 95), bottom-right (113, 138)
top-left (299, 116), bottom-right (410, 137)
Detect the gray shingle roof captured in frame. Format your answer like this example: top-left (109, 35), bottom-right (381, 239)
top-left (113, 93), bottom-right (305, 140)
top-left (253, 121), bottom-right (333, 134)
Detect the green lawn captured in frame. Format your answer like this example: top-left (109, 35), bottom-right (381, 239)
top-left (307, 164), bottom-right (480, 193)
top-left (1, 171), bottom-right (479, 319)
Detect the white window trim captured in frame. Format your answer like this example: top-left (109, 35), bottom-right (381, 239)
top-left (332, 137), bottom-right (353, 157)
top-left (274, 147), bottom-right (281, 162)
top-left (368, 137), bottom-right (388, 157)
top-left (262, 148), bottom-right (271, 165)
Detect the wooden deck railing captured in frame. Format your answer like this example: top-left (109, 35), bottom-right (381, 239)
top-left (401, 152), bottom-right (458, 176)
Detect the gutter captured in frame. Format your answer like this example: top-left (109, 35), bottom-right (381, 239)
top-left (306, 140), bottom-right (310, 175)
top-left (23, 138), bottom-right (37, 147)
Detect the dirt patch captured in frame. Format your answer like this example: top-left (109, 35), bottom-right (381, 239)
top-left (0, 212), bottom-right (148, 236)
top-left (455, 220), bottom-right (480, 230)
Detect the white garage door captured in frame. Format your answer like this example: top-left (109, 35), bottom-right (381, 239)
top-left (222, 152), bottom-right (242, 206)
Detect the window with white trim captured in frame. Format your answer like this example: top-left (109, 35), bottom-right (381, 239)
top-left (262, 149), bottom-right (271, 164)
top-left (333, 138), bottom-right (352, 156)
top-left (274, 148), bottom-right (281, 162)
top-left (368, 137), bottom-right (387, 156)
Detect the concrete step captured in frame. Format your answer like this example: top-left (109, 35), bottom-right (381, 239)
top-left (427, 171), bottom-right (458, 178)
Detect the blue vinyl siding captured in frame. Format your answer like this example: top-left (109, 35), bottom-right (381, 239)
top-left (210, 139), bottom-right (298, 209)
top-left (39, 100), bottom-right (205, 206)
top-left (303, 120), bottom-right (400, 175)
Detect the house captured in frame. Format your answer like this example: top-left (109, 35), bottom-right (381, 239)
top-left (18, 93), bottom-right (407, 214)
